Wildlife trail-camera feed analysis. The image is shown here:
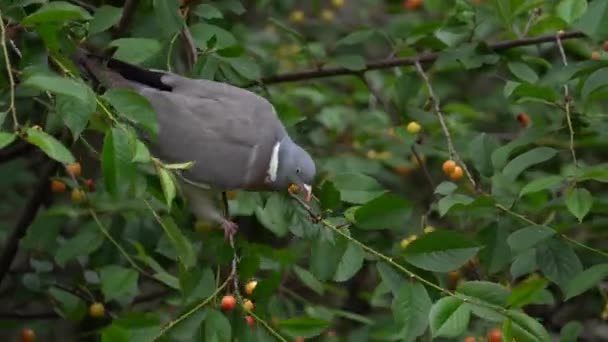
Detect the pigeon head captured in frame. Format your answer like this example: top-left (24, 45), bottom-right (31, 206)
top-left (275, 138), bottom-right (316, 201)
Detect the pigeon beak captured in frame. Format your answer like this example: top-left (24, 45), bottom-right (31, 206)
top-left (302, 184), bottom-right (312, 202)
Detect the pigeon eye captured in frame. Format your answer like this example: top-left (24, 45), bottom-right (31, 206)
top-left (296, 168), bottom-right (301, 174)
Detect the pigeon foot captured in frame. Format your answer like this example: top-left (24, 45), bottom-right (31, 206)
top-left (221, 220), bottom-right (239, 241)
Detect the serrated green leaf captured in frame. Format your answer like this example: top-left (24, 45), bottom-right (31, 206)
top-left (437, 193), bottom-right (474, 216)
top-left (456, 281), bottom-right (510, 307)
top-left (354, 193), bottom-right (411, 230)
top-left (565, 187), bottom-right (593, 222)
top-left (158, 215), bottom-right (196, 269)
top-left (23, 73), bottom-right (91, 103)
top-left (392, 281), bottom-right (431, 339)
top-left (156, 167), bottom-right (176, 210)
top-left (55, 94), bottom-right (95, 139)
top-left (508, 276), bottom-right (549, 308)
top-left (294, 265), bottom-right (324, 295)
top-left (104, 89), bottom-right (159, 141)
top-left (519, 175), bottom-right (564, 197)
top-left (49, 286), bottom-right (87, 321)
top-left (334, 242), bottom-right (365, 282)
top-left (502, 147), bottom-right (558, 181)
top-left (537, 238), bottom-right (582, 291)
top-left (574, 0), bottom-right (608, 42)
top-left (278, 317), bottom-right (330, 338)
top-left (565, 263), bottom-right (608, 300)
top-left (507, 225), bottom-right (555, 254)
top-left (508, 62), bottom-right (538, 83)
top-left (403, 230), bottom-right (481, 272)
top-left (102, 127), bottom-right (136, 197)
top-left (89, 5), bottom-right (122, 35)
top-left (55, 222), bottom-right (104, 267)
top-left (0, 132), bottom-right (16, 149)
top-left (429, 297), bottom-right (471, 338)
top-left (581, 68), bottom-right (608, 101)
top-left (333, 55), bottom-right (366, 71)
top-left (336, 29), bottom-right (375, 46)
top-left (109, 38), bottom-right (162, 64)
top-left (205, 309), bottom-right (231, 342)
top-left (560, 321), bottom-right (583, 342)
top-left (22, 1), bottom-right (92, 25)
top-left (192, 4), bottom-right (223, 19)
top-left (330, 173), bottom-right (386, 204)
top-left (25, 128), bottom-right (75, 164)
top-left (190, 23), bottom-right (237, 49)
top-left (557, 0), bottom-right (587, 24)
top-left (509, 309), bottom-right (551, 342)
top-left (99, 265), bottom-right (139, 304)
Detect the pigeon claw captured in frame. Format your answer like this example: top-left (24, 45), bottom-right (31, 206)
top-left (221, 220), bottom-right (239, 241)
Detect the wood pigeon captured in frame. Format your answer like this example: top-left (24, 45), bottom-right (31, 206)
top-left (74, 50), bottom-right (316, 238)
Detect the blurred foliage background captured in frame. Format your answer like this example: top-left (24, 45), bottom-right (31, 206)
top-left (1, 0), bottom-right (608, 341)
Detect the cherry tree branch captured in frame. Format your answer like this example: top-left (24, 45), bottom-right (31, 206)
top-left (256, 31), bottom-right (585, 85)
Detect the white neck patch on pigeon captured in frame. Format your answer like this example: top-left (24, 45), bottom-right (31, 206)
top-left (266, 141), bottom-right (281, 183)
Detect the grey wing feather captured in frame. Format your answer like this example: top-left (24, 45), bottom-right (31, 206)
top-left (135, 75), bottom-right (286, 190)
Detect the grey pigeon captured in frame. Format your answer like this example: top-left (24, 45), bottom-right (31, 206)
top-left (75, 51), bottom-right (316, 238)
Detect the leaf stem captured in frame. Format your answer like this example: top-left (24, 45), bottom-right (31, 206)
top-left (0, 14), bottom-right (19, 130)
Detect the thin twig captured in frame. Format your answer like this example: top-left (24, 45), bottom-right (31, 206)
top-left (522, 8), bottom-right (541, 37)
top-left (411, 144), bottom-right (436, 191)
top-left (0, 159), bottom-right (58, 286)
top-left (153, 270), bottom-right (234, 340)
top-left (255, 31), bottom-right (585, 85)
top-left (289, 193), bottom-right (509, 316)
top-left (0, 14), bottom-right (19, 130)
top-left (555, 31), bottom-right (578, 168)
top-left (414, 61), bottom-right (477, 187)
top-left (495, 203), bottom-right (608, 258)
top-left (89, 209), bottom-right (147, 274)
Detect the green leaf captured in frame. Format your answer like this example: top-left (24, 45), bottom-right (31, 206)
top-left (502, 147), bottom-right (558, 181)
top-left (109, 38), bottom-right (162, 64)
top-left (491, 128), bottom-right (548, 169)
top-left (468, 133), bottom-right (499, 177)
top-left (103, 89), bottom-right (159, 140)
top-left (510, 249), bottom-right (537, 279)
top-left (330, 172), bottom-right (386, 204)
top-left (333, 55), bottom-right (366, 71)
top-left (565, 187), bottom-right (593, 222)
top-left (152, 0), bottom-right (183, 38)
top-left (190, 23), bottom-right (237, 49)
top-left (574, 0), bottom-right (608, 42)
top-left (23, 73), bottom-right (91, 103)
top-left (556, 0), bottom-right (587, 24)
top-left (102, 128), bottom-right (136, 197)
top-left (435, 182), bottom-right (458, 196)
top-left (319, 181), bottom-right (340, 210)
top-left (560, 321), bottom-right (583, 342)
top-left (204, 309), bottom-right (231, 342)
top-left (581, 68), bottom-right (608, 101)
top-left (577, 163), bottom-right (608, 183)
top-left (510, 84), bottom-right (558, 102)
top-left (89, 5), bottom-right (122, 35)
top-left (25, 128), bottom-right (75, 164)
top-left (192, 4), bottom-right (224, 19)
top-left (354, 193), bottom-right (411, 230)
top-left (110, 313), bottom-right (161, 342)
top-left (278, 317), bottom-right (330, 338)
top-left (508, 62), bottom-right (538, 83)
top-left (293, 265), bottom-right (325, 295)
top-left (507, 225), bottom-right (556, 254)
top-left (334, 242), bottom-right (365, 282)
top-left (0, 132), bottom-right (16, 149)
top-left (429, 297), bottom-right (471, 338)
top-left (158, 215), bottom-right (196, 269)
top-left (99, 265), bottom-right (139, 304)
top-left (169, 309), bottom-right (206, 341)
top-left (55, 222), bottom-right (104, 267)
top-left (437, 193), bottom-right (474, 216)
top-left (102, 325), bottom-right (129, 342)
top-left (49, 286), bottom-right (87, 321)
top-left (22, 1), bottom-right (92, 25)
top-left (456, 281), bottom-right (510, 307)
top-left (156, 167), bottom-right (177, 210)
top-left (537, 238), bottom-right (582, 291)
top-left (55, 94), bottom-right (95, 139)
top-left (221, 56), bottom-right (261, 80)
top-left (479, 225), bottom-right (511, 274)
top-left (255, 193), bottom-right (290, 237)
top-left (336, 29), bottom-right (375, 46)
top-left (391, 281), bottom-right (432, 339)
top-left (519, 175), bottom-right (564, 197)
top-left (508, 276), bottom-right (549, 308)
top-left (509, 310), bottom-right (551, 342)
top-left (403, 230), bottom-right (481, 272)
top-left (564, 263), bottom-right (608, 300)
